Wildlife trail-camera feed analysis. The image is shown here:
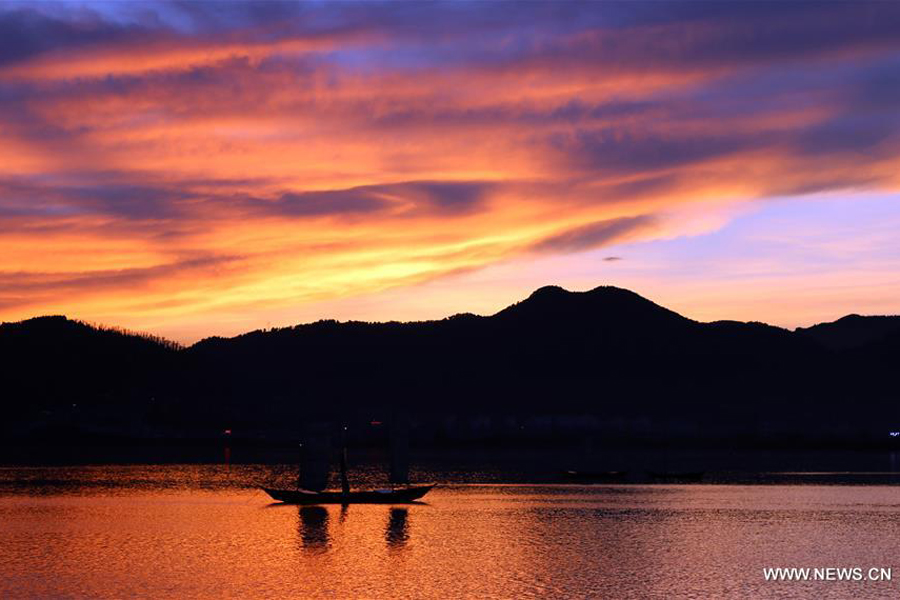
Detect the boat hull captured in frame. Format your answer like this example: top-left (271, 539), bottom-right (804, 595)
top-left (262, 484), bottom-right (434, 504)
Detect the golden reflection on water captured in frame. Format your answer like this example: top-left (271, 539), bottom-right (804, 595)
top-left (3, 471), bottom-right (900, 599)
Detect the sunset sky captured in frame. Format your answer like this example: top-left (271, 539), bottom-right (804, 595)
top-left (2, 1), bottom-right (899, 342)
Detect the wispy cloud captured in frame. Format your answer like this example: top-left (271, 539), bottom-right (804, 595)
top-left (531, 216), bottom-right (655, 254)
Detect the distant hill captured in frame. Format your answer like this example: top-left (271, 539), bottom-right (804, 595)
top-left (0, 316), bottom-right (179, 434)
top-left (1, 286), bottom-right (898, 447)
top-left (796, 314), bottom-right (900, 350)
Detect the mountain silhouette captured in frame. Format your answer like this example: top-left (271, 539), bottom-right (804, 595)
top-left (1, 285), bottom-right (897, 447)
top-left (0, 316), bottom-right (176, 424)
top-left (796, 314), bottom-right (900, 350)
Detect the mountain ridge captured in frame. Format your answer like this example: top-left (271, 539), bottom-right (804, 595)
top-left (5, 284), bottom-right (896, 350)
top-left (2, 284), bottom-right (898, 448)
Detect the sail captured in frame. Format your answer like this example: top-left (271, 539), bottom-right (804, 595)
top-left (389, 414), bottom-right (410, 485)
top-left (300, 425), bottom-right (331, 491)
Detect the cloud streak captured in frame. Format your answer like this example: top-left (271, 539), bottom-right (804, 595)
top-left (531, 216), bottom-right (655, 254)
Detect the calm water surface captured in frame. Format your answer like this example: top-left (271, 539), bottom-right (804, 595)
top-left (2, 465), bottom-right (900, 599)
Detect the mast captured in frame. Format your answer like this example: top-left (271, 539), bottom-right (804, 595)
top-left (339, 425), bottom-right (350, 495)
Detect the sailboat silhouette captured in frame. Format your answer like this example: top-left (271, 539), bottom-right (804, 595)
top-left (262, 420), bottom-right (434, 504)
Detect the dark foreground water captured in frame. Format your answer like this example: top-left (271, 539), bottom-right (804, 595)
top-left (3, 466), bottom-right (900, 599)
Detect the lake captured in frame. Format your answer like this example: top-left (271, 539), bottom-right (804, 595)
top-left (2, 465), bottom-right (900, 598)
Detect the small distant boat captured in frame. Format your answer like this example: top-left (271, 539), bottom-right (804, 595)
top-left (263, 416), bottom-right (433, 505)
top-left (648, 471), bottom-right (705, 483)
top-left (562, 470), bottom-right (628, 483)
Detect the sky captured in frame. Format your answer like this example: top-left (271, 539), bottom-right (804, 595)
top-left (1, 1), bottom-right (899, 342)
